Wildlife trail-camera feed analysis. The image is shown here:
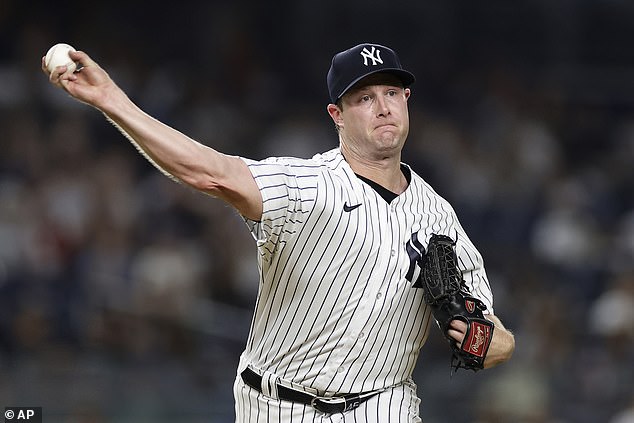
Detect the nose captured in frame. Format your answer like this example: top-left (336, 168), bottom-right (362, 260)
top-left (375, 95), bottom-right (390, 117)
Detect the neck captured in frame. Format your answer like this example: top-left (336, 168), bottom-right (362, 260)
top-left (340, 143), bottom-right (407, 194)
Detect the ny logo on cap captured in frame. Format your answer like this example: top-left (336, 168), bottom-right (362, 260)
top-left (360, 46), bottom-right (383, 66)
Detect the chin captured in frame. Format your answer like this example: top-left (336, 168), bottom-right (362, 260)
top-left (377, 135), bottom-right (404, 151)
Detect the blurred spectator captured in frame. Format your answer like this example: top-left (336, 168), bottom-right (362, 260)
top-left (2, 0), bottom-right (634, 421)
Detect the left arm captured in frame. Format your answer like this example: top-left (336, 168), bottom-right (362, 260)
top-left (448, 314), bottom-right (515, 369)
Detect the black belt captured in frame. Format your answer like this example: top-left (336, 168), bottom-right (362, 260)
top-left (240, 367), bottom-right (380, 414)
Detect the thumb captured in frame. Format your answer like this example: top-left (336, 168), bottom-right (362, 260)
top-left (69, 50), bottom-right (98, 71)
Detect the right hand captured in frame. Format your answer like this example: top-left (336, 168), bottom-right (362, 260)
top-left (41, 50), bottom-right (117, 110)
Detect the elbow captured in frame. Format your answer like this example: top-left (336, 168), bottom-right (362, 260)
top-left (182, 172), bottom-right (224, 196)
top-left (171, 144), bottom-right (228, 195)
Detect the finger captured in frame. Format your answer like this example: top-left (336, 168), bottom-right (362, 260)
top-left (449, 319), bottom-right (467, 332)
top-left (49, 64), bottom-right (78, 88)
top-left (49, 64), bottom-right (68, 83)
top-left (41, 56), bottom-right (49, 75)
top-left (69, 50), bottom-right (96, 70)
top-left (447, 329), bottom-right (464, 347)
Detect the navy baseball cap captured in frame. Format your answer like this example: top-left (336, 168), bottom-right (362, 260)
top-left (327, 43), bottom-right (416, 103)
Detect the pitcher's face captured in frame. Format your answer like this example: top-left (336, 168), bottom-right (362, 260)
top-left (330, 73), bottom-right (410, 160)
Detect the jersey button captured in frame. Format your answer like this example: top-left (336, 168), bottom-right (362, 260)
top-left (390, 250), bottom-right (396, 257)
top-left (358, 332), bottom-right (365, 339)
top-left (337, 366), bottom-right (345, 373)
top-left (376, 292), bottom-right (383, 299)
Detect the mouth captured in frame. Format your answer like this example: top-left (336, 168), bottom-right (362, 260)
top-left (374, 123), bottom-right (398, 131)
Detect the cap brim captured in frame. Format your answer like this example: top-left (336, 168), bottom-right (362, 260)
top-left (335, 68), bottom-right (416, 102)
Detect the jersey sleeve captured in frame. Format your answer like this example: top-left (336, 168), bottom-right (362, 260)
top-left (240, 157), bottom-right (319, 261)
top-left (452, 218), bottom-right (494, 314)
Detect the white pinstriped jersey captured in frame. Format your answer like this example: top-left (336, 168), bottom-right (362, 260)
top-left (238, 148), bottom-right (493, 396)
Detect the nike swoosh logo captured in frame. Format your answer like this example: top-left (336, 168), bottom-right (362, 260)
top-left (343, 202), bottom-right (362, 212)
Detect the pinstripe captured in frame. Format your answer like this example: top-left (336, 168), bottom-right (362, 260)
top-left (277, 176), bottom-right (344, 376)
top-left (292, 174), bottom-right (366, 380)
top-left (235, 149), bottom-right (491, 422)
top-left (235, 375), bottom-right (422, 422)
top-left (319, 209), bottom-right (380, 392)
top-left (264, 184), bottom-right (325, 355)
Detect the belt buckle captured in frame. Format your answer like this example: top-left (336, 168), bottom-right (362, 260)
top-left (311, 396), bottom-right (360, 414)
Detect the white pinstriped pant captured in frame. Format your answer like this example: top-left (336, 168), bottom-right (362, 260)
top-left (233, 374), bottom-right (422, 423)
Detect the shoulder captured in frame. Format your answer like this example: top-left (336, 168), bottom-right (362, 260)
top-left (242, 148), bottom-right (347, 179)
top-left (245, 148), bottom-right (341, 169)
top-left (239, 149), bottom-right (350, 197)
top-left (405, 164), bottom-right (451, 201)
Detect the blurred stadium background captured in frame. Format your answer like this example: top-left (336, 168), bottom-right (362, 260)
top-left (1, 1), bottom-right (633, 422)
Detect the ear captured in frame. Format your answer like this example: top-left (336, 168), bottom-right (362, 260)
top-left (404, 88), bottom-right (411, 100)
top-left (327, 103), bottom-right (343, 128)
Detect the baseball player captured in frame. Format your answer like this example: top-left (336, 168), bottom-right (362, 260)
top-left (43, 42), bottom-right (514, 422)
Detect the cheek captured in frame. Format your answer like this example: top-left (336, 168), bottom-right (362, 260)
top-left (345, 110), bottom-right (369, 131)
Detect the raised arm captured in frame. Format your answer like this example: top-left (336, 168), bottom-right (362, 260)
top-left (42, 49), bottom-right (263, 221)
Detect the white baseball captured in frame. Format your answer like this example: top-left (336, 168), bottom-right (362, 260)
top-left (45, 43), bottom-right (77, 73)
